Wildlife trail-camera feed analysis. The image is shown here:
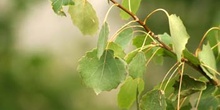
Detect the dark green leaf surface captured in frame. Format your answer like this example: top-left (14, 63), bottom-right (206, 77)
top-left (140, 89), bottom-right (167, 110)
top-left (173, 75), bottom-right (206, 98)
top-left (183, 49), bottom-right (200, 66)
top-left (117, 77), bottom-right (144, 109)
top-left (201, 84), bottom-right (217, 98)
top-left (107, 42), bottom-right (126, 58)
top-left (68, 0), bottom-right (99, 35)
top-left (154, 76), bottom-right (178, 98)
top-left (196, 84), bottom-right (219, 110)
top-left (115, 28), bottom-right (133, 49)
top-left (97, 22), bottom-right (109, 58)
top-left (168, 14), bottom-right (190, 61)
top-left (77, 49), bottom-right (126, 94)
top-left (120, 0), bottom-right (142, 20)
top-left (166, 100), bottom-right (175, 110)
top-left (128, 52), bottom-right (146, 78)
top-left (198, 96), bottom-right (219, 110)
top-left (51, 0), bottom-right (74, 16)
top-left (180, 103), bottom-right (192, 110)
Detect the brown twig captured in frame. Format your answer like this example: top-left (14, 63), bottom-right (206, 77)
top-left (109, 0), bottom-right (219, 86)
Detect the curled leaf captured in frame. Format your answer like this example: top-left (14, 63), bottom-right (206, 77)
top-left (51, 0), bottom-right (74, 16)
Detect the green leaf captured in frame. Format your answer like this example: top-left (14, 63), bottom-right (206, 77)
top-left (198, 43), bottom-right (217, 79)
top-left (166, 100), bottom-right (175, 110)
top-left (128, 52), bottom-right (146, 78)
top-left (77, 49), bottom-right (126, 94)
top-left (140, 89), bottom-right (167, 110)
top-left (154, 76), bottom-right (178, 99)
top-left (107, 42), bottom-right (126, 58)
top-left (197, 96), bottom-right (219, 110)
top-left (173, 75), bottom-right (206, 98)
top-left (68, 0), bottom-right (99, 35)
top-left (166, 91), bottom-right (191, 110)
top-left (201, 84), bottom-right (217, 98)
top-left (152, 48), bottom-right (164, 65)
top-left (115, 28), bottom-right (133, 49)
top-left (180, 102), bottom-right (192, 110)
top-left (132, 35), bottom-right (153, 48)
top-left (153, 53), bottom-right (164, 65)
top-left (158, 33), bottom-right (172, 46)
top-left (168, 14), bottom-right (190, 61)
top-left (120, 0), bottom-right (142, 20)
top-left (207, 29), bottom-right (220, 58)
top-left (125, 45), bottom-right (152, 63)
top-left (51, 0), bottom-right (74, 16)
top-left (118, 77), bottom-right (144, 109)
top-left (97, 22), bottom-right (109, 58)
top-left (214, 86), bottom-right (220, 96)
top-left (125, 49), bottom-right (139, 63)
top-left (183, 49), bottom-right (200, 66)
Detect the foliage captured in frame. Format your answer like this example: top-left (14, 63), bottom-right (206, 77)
top-left (51, 0), bottom-right (220, 109)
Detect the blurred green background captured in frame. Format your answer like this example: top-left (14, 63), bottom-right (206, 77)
top-left (0, 0), bottom-right (219, 110)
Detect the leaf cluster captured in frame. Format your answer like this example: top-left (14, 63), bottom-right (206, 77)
top-left (50, 0), bottom-right (220, 109)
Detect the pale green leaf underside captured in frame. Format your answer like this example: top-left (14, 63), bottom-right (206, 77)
top-left (128, 52), bottom-right (146, 78)
top-left (140, 89), bottom-right (167, 110)
top-left (68, 0), bottom-right (99, 35)
top-left (115, 28), bottom-right (133, 49)
top-left (97, 22), bottom-right (109, 58)
top-left (158, 33), bottom-right (172, 46)
top-left (118, 77), bottom-right (144, 109)
top-left (199, 43), bottom-right (217, 79)
top-left (51, 0), bottom-right (74, 16)
top-left (168, 14), bottom-right (189, 61)
top-left (120, 0), bottom-right (142, 20)
top-left (77, 49), bottom-right (126, 94)
top-left (207, 29), bottom-right (220, 56)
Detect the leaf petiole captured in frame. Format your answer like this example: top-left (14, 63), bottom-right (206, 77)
top-left (144, 8), bottom-right (169, 24)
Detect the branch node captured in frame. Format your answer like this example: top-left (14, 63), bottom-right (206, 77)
top-left (134, 15), bottom-right (139, 21)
